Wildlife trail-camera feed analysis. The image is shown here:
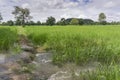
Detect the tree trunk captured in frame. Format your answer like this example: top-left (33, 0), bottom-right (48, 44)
top-left (22, 14), bottom-right (25, 27)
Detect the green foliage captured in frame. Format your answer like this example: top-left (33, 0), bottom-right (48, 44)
top-left (36, 21), bottom-right (41, 25)
top-left (79, 19), bottom-right (84, 25)
top-left (49, 34), bottom-right (119, 65)
top-left (26, 21), bottom-right (35, 25)
top-left (0, 27), bottom-right (18, 51)
top-left (28, 33), bottom-right (48, 46)
top-left (99, 13), bottom-right (106, 22)
top-left (83, 19), bottom-right (94, 25)
top-left (0, 13), bottom-right (3, 23)
top-left (46, 16), bottom-right (56, 26)
top-left (100, 21), bottom-right (107, 25)
top-left (15, 19), bottom-right (21, 25)
top-left (12, 6), bottom-right (32, 27)
top-left (79, 65), bottom-right (120, 80)
top-left (7, 20), bottom-right (14, 26)
top-left (70, 18), bottom-right (79, 25)
top-left (57, 18), bottom-right (67, 25)
top-left (26, 25), bottom-right (120, 65)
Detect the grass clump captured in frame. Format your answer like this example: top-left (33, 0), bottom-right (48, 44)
top-left (79, 65), bottom-right (120, 80)
top-left (0, 27), bottom-right (18, 51)
top-left (28, 33), bottom-right (48, 46)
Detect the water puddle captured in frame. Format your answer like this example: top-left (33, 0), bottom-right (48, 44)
top-left (33, 52), bottom-right (98, 80)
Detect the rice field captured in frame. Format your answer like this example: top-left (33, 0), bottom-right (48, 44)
top-left (1, 25), bottom-right (120, 79)
top-left (25, 25), bottom-right (120, 65)
top-left (0, 26), bottom-right (18, 52)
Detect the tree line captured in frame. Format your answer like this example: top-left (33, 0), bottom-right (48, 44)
top-left (0, 6), bottom-right (119, 27)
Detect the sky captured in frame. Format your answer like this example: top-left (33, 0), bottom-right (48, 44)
top-left (0, 0), bottom-right (120, 22)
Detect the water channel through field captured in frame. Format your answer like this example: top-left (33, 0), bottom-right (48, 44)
top-left (0, 51), bottom-right (98, 80)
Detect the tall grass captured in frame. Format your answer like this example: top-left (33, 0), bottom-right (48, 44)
top-left (0, 27), bottom-right (18, 51)
top-left (48, 33), bottom-right (119, 65)
top-left (25, 25), bottom-right (120, 65)
top-left (79, 65), bottom-right (120, 80)
top-left (27, 33), bottom-right (48, 46)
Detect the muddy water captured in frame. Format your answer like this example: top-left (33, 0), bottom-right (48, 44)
top-left (0, 52), bottom-right (32, 80)
top-left (0, 54), bottom-right (12, 80)
top-left (33, 52), bottom-right (98, 80)
top-left (0, 54), bottom-right (8, 75)
top-left (0, 52), bottom-right (98, 80)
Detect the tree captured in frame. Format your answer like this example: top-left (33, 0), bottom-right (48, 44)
top-left (98, 13), bottom-right (107, 25)
top-left (83, 19), bottom-right (94, 25)
top-left (56, 18), bottom-right (66, 25)
top-left (7, 20), bottom-right (14, 26)
top-left (46, 16), bottom-right (56, 26)
top-left (0, 13), bottom-right (3, 23)
top-left (12, 6), bottom-right (32, 27)
top-left (70, 18), bottom-right (79, 25)
top-left (15, 19), bottom-right (21, 25)
top-left (59, 18), bottom-right (66, 25)
top-left (79, 19), bottom-right (84, 25)
top-left (29, 21), bottom-right (35, 25)
top-left (36, 21), bottom-right (41, 25)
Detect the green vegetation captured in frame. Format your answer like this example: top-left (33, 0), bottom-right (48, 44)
top-left (79, 65), bottom-right (120, 80)
top-left (70, 18), bottom-right (79, 25)
top-left (0, 13), bottom-right (3, 23)
top-left (12, 6), bottom-right (32, 27)
top-left (46, 16), bottom-right (56, 26)
top-left (1, 6), bottom-right (120, 26)
top-left (0, 27), bottom-right (18, 51)
top-left (26, 25), bottom-right (120, 65)
top-left (0, 25), bottom-right (120, 65)
top-left (0, 25), bottom-right (120, 79)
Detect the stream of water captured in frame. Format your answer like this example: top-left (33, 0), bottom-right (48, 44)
top-left (0, 52), bottom-right (98, 80)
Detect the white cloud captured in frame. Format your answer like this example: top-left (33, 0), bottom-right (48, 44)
top-left (104, 1), bottom-right (116, 8)
top-left (0, 0), bottom-right (120, 22)
top-left (22, 3), bottom-right (30, 8)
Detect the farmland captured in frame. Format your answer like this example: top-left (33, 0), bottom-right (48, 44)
top-left (1, 25), bottom-right (120, 79)
top-left (26, 25), bottom-right (120, 65)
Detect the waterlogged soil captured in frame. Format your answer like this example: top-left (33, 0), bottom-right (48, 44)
top-left (0, 51), bottom-right (99, 80)
top-left (0, 35), bottom-right (99, 80)
top-left (34, 52), bottom-right (99, 80)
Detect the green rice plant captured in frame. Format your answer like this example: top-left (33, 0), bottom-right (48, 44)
top-left (25, 25), bottom-right (120, 65)
top-left (48, 33), bottom-right (120, 65)
top-left (79, 65), bottom-right (120, 80)
top-left (0, 27), bottom-right (18, 51)
top-left (27, 33), bottom-right (48, 46)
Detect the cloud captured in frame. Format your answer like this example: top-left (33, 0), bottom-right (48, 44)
top-left (104, 1), bottom-right (116, 8)
top-left (0, 0), bottom-right (120, 22)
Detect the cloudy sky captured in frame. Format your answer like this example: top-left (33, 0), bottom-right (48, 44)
top-left (0, 0), bottom-right (120, 22)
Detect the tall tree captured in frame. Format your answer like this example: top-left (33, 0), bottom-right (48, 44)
top-left (46, 16), bottom-right (56, 26)
top-left (98, 13), bottom-right (106, 22)
top-left (12, 6), bottom-right (32, 27)
top-left (0, 13), bottom-right (3, 23)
